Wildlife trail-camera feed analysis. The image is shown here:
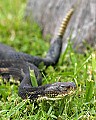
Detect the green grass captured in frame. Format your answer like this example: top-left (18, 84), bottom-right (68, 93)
top-left (0, 0), bottom-right (96, 120)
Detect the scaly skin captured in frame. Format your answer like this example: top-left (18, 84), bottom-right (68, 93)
top-left (0, 7), bottom-right (76, 101)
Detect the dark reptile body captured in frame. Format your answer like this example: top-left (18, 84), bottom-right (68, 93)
top-left (0, 8), bottom-right (76, 100)
top-left (0, 37), bottom-right (65, 99)
top-left (0, 37), bottom-right (75, 100)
